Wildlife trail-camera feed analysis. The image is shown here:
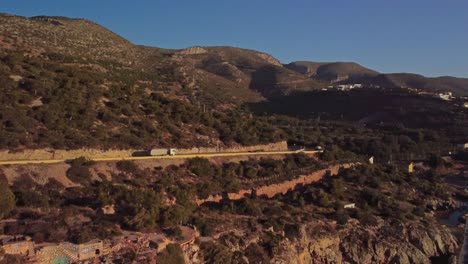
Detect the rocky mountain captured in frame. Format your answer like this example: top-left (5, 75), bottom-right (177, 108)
top-left (0, 13), bottom-right (324, 102)
top-left (1, 12), bottom-right (466, 102)
top-left (285, 61), bottom-right (379, 83)
top-left (175, 46), bottom-right (324, 97)
top-left (0, 14), bottom-right (137, 64)
top-left (1, 14), bottom-right (316, 149)
top-left (350, 73), bottom-right (468, 96)
top-left (286, 60), bottom-right (468, 96)
top-left (273, 221), bottom-right (458, 264)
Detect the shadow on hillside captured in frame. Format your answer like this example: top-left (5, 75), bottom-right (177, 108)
top-left (249, 65), bottom-right (280, 97)
top-left (246, 88), bottom-right (456, 129)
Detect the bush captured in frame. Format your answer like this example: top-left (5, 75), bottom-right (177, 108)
top-left (335, 210), bottom-right (349, 225)
top-left (200, 241), bottom-right (233, 264)
top-left (0, 182), bottom-right (15, 219)
top-left (193, 218), bottom-right (215, 236)
top-left (14, 190), bottom-right (49, 208)
top-left (156, 244), bottom-right (185, 264)
top-left (116, 160), bottom-right (139, 174)
top-left (244, 243), bottom-right (270, 264)
top-left (186, 158), bottom-right (215, 178)
top-left (66, 157), bottom-right (94, 184)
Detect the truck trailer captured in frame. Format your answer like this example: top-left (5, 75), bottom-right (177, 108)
top-left (149, 148), bottom-right (176, 156)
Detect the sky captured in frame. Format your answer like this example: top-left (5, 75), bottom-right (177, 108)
top-left (2, 0), bottom-right (467, 77)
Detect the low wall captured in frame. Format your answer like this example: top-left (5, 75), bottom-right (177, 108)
top-left (0, 149), bottom-right (137, 161)
top-left (196, 163), bottom-right (355, 205)
top-left (176, 141), bottom-right (287, 155)
top-left (0, 141), bottom-right (288, 161)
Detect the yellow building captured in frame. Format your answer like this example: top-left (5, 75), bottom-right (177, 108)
top-left (0, 236), bottom-right (35, 257)
top-left (408, 162), bottom-right (414, 173)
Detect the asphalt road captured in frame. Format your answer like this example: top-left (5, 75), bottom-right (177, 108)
top-left (0, 150), bottom-right (322, 166)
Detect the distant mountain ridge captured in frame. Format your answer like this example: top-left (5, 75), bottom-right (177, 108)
top-left (285, 61), bottom-right (379, 82)
top-left (2, 13), bottom-right (465, 99)
top-left (286, 60), bottom-right (468, 96)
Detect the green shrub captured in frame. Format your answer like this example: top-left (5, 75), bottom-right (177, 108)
top-left (116, 160), bottom-right (139, 174)
top-left (0, 182), bottom-right (15, 219)
top-left (67, 157), bottom-right (93, 184)
top-left (157, 244), bottom-right (185, 264)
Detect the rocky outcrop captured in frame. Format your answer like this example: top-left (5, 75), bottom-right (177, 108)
top-left (256, 52), bottom-right (282, 67)
top-left (179, 46), bottom-right (208, 55)
top-left (272, 221), bottom-right (458, 264)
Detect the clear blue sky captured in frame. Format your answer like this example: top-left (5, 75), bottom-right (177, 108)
top-left (2, 0), bottom-right (467, 77)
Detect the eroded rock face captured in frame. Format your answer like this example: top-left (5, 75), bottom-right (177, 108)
top-left (272, 221), bottom-right (458, 264)
top-left (256, 53), bottom-right (282, 67)
top-left (179, 46), bottom-right (208, 55)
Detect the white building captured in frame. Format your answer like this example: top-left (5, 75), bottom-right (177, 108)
top-left (457, 143), bottom-right (468, 149)
top-left (437, 92), bottom-right (453, 101)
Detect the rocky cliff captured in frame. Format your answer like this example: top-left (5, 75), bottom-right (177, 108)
top-left (273, 221), bottom-right (458, 264)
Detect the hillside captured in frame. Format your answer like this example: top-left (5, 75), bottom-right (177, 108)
top-left (385, 73), bottom-right (468, 96)
top-left (0, 13), bottom-right (466, 151)
top-left (345, 73), bottom-right (468, 96)
top-left (0, 14), bottom-right (138, 65)
top-left (0, 13), bottom-right (466, 264)
top-left (287, 60), bottom-right (468, 95)
top-left (174, 46), bottom-right (324, 97)
top-left (0, 14), bottom-right (296, 150)
top-left (0, 14), bottom-right (324, 102)
top-left (285, 61), bottom-right (378, 82)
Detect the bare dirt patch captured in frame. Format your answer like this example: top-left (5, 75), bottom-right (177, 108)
top-left (0, 163), bottom-right (76, 187)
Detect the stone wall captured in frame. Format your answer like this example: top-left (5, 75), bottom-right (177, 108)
top-left (176, 141), bottom-right (288, 155)
top-left (196, 163), bottom-right (355, 205)
top-left (0, 141), bottom-right (288, 161)
top-left (0, 149), bottom-right (136, 161)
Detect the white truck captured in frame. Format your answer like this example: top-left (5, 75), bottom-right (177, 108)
top-left (149, 148), bottom-right (177, 156)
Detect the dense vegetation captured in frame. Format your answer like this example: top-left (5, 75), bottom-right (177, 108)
top-left (0, 181), bottom-right (15, 220)
top-left (0, 154), bottom-right (325, 242)
top-left (0, 14), bottom-right (466, 263)
top-left (251, 88), bottom-right (466, 161)
top-left (0, 52), bottom-right (283, 149)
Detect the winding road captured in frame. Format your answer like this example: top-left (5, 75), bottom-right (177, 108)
top-left (0, 150), bottom-right (322, 166)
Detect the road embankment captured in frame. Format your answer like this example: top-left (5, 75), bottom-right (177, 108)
top-left (0, 141), bottom-right (288, 162)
